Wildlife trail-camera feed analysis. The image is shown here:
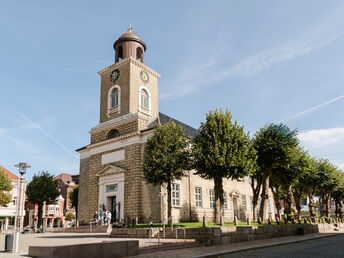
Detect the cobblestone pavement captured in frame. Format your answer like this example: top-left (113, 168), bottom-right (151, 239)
top-left (223, 233), bottom-right (344, 258)
top-left (0, 232), bottom-right (191, 257)
top-left (130, 232), bottom-right (342, 258)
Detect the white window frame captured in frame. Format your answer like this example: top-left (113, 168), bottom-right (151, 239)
top-left (172, 183), bottom-right (181, 206)
top-left (250, 196), bottom-right (254, 212)
top-left (209, 189), bottom-right (215, 208)
top-left (241, 194), bottom-right (247, 211)
top-left (195, 187), bottom-right (202, 208)
top-left (138, 85), bottom-right (151, 115)
top-left (223, 192), bottom-right (227, 210)
top-left (107, 85), bottom-right (121, 116)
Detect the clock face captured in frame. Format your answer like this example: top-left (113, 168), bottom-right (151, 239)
top-left (110, 69), bottom-right (120, 82)
top-left (140, 70), bottom-right (149, 83)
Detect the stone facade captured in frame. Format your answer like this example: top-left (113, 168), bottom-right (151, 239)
top-left (77, 30), bottom-right (275, 224)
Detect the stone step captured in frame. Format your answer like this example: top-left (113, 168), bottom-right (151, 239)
top-left (139, 241), bottom-right (202, 254)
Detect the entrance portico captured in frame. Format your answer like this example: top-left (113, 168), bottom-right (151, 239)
top-left (97, 165), bottom-right (125, 221)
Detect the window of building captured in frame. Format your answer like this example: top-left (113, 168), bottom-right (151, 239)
top-left (106, 184), bottom-right (118, 193)
top-left (111, 88), bottom-right (119, 107)
top-left (172, 183), bottom-right (180, 206)
top-left (136, 47), bottom-right (143, 62)
top-left (209, 189), bottom-right (215, 208)
top-left (140, 89), bottom-right (149, 109)
top-left (268, 199), bottom-right (271, 213)
top-left (56, 207), bottom-right (59, 211)
top-left (241, 194), bottom-right (247, 211)
top-left (107, 129), bottom-right (120, 139)
top-left (223, 192), bottom-right (227, 210)
top-left (12, 197), bottom-right (16, 206)
top-left (195, 187), bottom-right (202, 208)
top-left (250, 196), bottom-right (254, 212)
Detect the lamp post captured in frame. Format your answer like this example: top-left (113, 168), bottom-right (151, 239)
top-left (13, 162), bottom-right (30, 253)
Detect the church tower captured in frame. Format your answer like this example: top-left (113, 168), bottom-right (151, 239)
top-left (77, 27), bottom-right (161, 223)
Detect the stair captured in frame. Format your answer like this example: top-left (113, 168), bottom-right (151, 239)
top-left (61, 225), bottom-right (109, 233)
top-left (140, 241), bottom-right (203, 254)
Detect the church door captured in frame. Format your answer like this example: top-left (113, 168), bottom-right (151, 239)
top-left (111, 196), bottom-right (117, 222)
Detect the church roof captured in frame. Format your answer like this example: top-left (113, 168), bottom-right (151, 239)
top-left (146, 112), bottom-right (198, 138)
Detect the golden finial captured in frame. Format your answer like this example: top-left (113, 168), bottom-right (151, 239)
top-left (127, 25), bottom-right (133, 32)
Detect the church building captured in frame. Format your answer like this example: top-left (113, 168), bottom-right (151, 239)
top-left (76, 28), bottom-right (275, 224)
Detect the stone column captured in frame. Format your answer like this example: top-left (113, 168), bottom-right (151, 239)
top-left (5, 217), bottom-right (9, 230)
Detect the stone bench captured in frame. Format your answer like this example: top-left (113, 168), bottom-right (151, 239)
top-left (28, 240), bottom-right (139, 258)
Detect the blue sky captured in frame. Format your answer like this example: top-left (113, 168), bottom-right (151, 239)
top-left (1, 1), bottom-right (344, 179)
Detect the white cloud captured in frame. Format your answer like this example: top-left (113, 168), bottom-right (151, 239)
top-left (298, 127), bottom-right (344, 169)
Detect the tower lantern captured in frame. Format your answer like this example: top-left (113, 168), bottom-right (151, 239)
top-left (113, 25), bottom-right (146, 63)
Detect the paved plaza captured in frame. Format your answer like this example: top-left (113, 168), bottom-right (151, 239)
top-left (0, 232), bottom-right (342, 257)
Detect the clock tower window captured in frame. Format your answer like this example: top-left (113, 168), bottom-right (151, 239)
top-left (140, 89), bottom-right (149, 109)
top-left (111, 88), bottom-right (119, 107)
top-left (107, 85), bottom-right (121, 116)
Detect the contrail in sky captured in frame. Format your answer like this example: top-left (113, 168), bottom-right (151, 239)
top-left (12, 108), bottom-right (79, 158)
top-left (278, 94), bottom-right (344, 123)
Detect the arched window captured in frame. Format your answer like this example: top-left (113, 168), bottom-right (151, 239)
top-left (118, 46), bottom-right (123, 60)
top-left (107, 129), bottom-right (120, 139)
top-left (107, 85), bottom-right (121, 113)
top-left (140, 89), bottom-right (149, 109)
top-left (136, 47), bottom-right (143, 62)
top-left (111, 88), bottom-right (119, 107)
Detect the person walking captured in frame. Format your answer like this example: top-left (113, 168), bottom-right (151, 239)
top-left (100, 209), bottom-right (105, 225)
top-left (93, 211), bottom-right (99, 225)
top-left (106, 210), bottom-right (112, 225)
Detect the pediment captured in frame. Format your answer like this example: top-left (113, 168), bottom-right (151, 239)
top-left (229, 190), bottom-right (240, 197)
top-left (97, 165), bottom-right (125, 177)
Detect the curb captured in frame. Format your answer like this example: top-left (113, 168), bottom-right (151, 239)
top-left (192, 233), bottom-right (342, 258)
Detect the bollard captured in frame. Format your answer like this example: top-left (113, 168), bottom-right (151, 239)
top-left (202, 216), bottom-right (207, 227)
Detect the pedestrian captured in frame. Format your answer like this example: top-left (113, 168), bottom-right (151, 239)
top-left (100, 209), bottom-right (105, 225)
top-left (93, 211), bottom-right (99, 225)
top-left (106, 210), bottom-right (112, 225)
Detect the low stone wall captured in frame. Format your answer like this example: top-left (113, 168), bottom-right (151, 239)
top-left (28, 240), bottom-right (139, 258)
top-left (196, 223), bottom-right (343, 245)
top-left (111, 223), bottom-right (343, 246)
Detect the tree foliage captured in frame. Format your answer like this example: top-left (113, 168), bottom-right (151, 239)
top-left (143, 121), bottom-right (191, 224)
top-left (192, 109), bottom-right (256, 224)
top-left (69, 185), bottom-right (79, 218)
top-left (26, 171), bottom-right (60, 227)
top-left (253, 123), bottom-right (298, 220)
top-left (0, 169), bottom-right (13, 207)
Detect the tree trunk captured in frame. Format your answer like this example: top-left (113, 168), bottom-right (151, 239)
top-left (324, 192), bottom-right (331, 218)
top-left (335, 197), bottom-right (339, 218)
top-left (250, 178), bottom-right (261, 222)
top-left (294, 195), bottom-right (301, 217)
top-left (259, 171), bottom-right (270, 221)
top-left (307, 188), bottom-right (316, 217)
top-left (214, 177), bottom-right (224, 225)
top-left (338, 194), bottom-right (343, 219)
top-left (284, 184), bottom-right (293, 216)
top-left (271, 187), bottom-right (281, 219)
top-left (37, 203), bottom-right (43, 228)
top-left (167, 180), bottom-right (172, 226)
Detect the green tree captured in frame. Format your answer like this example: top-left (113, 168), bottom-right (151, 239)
top-left (193, 109), bottom-right (256, 224)
top-left (26, 172), bottom-right (60, 227)
top-left (65, 212), bottom-right (76, 221)
top-left (69, 185), bottom-right (79, 218)
top-left (298, 158), bottom-right (321, 217)
top-left (0, 169), bottom-right (13, 207)
top-left (331, 171), bottom-right (344, 219)
top-left (143, 121), bottom-right (191, 225)
top-left (249, 167), bottom-right (263, 221)
top-left (253, 123), bottom-right (298, 221)
top-left (316, 160), bottom-right (338, 217)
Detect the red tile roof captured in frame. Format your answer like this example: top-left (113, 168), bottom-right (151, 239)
top-left (0, 165), bottom-right (19, 180)
top-left (54, 173), bottom-right (73, 185)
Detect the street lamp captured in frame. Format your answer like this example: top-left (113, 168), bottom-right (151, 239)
top-left (13, 162), bottom-right (30, 253)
